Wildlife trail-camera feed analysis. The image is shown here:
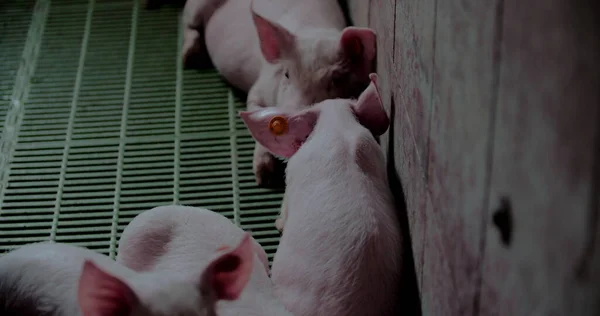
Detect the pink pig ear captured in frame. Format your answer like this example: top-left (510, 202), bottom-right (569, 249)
top-left (352, 73), bottom-right (389, 136)
top-left (240, 108), bottom-right (319, 159)
top-left (340, 27), bottom-right (377, 74)
top-left (78, 260), bottom-right (139, 316)
top-left (251, 5), bottom-right (295, 63)
top-left (200, 233), bottom-right (254, 301)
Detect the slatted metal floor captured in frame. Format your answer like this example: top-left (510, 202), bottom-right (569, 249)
top-left (0, 0), bottom-right (283, 260)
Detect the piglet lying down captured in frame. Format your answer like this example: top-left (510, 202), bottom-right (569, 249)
top-left (0, 239), bottom-right (252, 316)
top-left (241, 73), bottom-right (403, 316)
top-left (117, 205), bottom-right (293, 316)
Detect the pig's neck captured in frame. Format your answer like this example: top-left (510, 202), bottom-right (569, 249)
top-left (276, 0), bottom-right (346, 33)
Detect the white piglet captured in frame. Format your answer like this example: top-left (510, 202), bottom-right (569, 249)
top-left (117, 205), bottom-right (293, 316)
top-left (240, 73), bottom-right (402, 316)
top-left (0, 241), bottom-right (253, 316)
top-left (182, 0), bottom-right (377, 186)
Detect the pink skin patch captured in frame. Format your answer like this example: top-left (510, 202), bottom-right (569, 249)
top-left (201, 233), bottom-right (254, 301)
top-left (351, 73), bottom-right (390, 136)
top-left (340, 27), bottom-right (377, 77)
top-left (251, 6), bottom-right (295, 64)
top-left (340, 27), bottom-right (376, 65)
top-left (78, 260), bottom-right (138, 316)
top-left (239, 109), bottom-right (318, 159)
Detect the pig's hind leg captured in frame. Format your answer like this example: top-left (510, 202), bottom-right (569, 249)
top-left (181, 0), bottom-right (222, 69)
top-left (246, 77), bottom-right (287, 188)
top-left (274, 192), bottom-right (288, 233)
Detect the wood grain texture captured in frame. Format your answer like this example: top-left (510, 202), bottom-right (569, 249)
top-left (422, 0), bottom-right (501, 314)
top-left (478, 0), bottom-right (600, 314)
top-left (392, 0), bottom-right (435, 175)
top-left (369, 0), bottom-right (395, 114)
top-left (389, 0), bottom-right (436, 290)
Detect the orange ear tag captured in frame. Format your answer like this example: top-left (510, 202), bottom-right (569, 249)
top-left (269, 116), bottom-right (288, 136)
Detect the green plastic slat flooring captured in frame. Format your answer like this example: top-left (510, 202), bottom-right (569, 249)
top-left (0, 0), bottom-right (283, 260)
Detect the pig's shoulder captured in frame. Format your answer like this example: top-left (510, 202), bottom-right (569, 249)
top-left (348, 131), bottom-right (384, 176)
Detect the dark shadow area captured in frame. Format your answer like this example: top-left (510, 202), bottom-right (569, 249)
top-left (144, 0), bottom-right (186, 10)
top-left (572, 0), bottom-right (600, 282)
top-left (337, 0), bottom-right (354, 26)
top-left (229, 85), bottom-right (288, 190)
top-left (386, 97), bottom-right (422, 315)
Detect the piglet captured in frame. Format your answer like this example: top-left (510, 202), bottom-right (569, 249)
top-left (240, 73), bottom-right (402, 316)
top-left (183, 0), bottom-right (377, 186)
top-left (117, 205), bottom-right (293, 316)
top-left (0, 240), bottom-right (253, 316)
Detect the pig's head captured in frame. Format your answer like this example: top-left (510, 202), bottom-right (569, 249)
top-left (78, 233), bottom-right (255, 316)
top-left (240, 73), bottom-right (389, 159)
top-left (251, 8), bottom-right (376, 109)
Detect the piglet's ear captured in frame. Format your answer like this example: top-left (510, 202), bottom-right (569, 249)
top-left (200, 233), bottom-right (254, 301)
top-left (240, 108), bottom-right (318, 159)
top-left (251, 2), bottom-right (295, 63)
top-left (78, 260), bottom-right (139, 316)
top-left (352, 73), bottom-right (389, 136)
top-left (340, 27), bottom-right (377, 74)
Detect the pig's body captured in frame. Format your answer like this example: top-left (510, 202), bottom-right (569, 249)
top-left (183, 0), bottom-right (376, 186)
top-left (240, 75), bottom-right (402, 316)
top-left (0, 242), bottom-right (226, 316)
top-left (274, 105), bottom-right (401, 315)
top-left (117, 205), bottom-right (292, 316)
top-left (0, 243), bottom-right (131, 316)
top-left (184, 0), bottom-right (346, 91)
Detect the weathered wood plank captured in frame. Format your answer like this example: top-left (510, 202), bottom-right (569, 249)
top-left (478, 0), bottom-right (600, 314)
top-left (369, 0), bottom-right (395, 112)
top-left (388, 0), bottom-right (436, 288)
top-left (392, 0), bottom-right (435, 175)
top-left (422, 0), bottom-right (501, 314)
top-left (386, 97), bottom-right (428, 292)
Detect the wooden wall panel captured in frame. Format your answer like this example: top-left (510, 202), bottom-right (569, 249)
top-left (348, 0), bottom-right (599, 314)
top-left (388, 0), bottom-right (436, 291)
top-left (369, 0), bottom-right (395, 113)
top-left (422, 0), bottom-right (501, 314)
top-left (478, 0), bottom-right (600, 315)
top-left (392, 0), bottom-right (435, 174)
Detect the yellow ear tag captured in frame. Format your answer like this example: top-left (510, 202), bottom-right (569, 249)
top-left (269, 116), bottom-right (288, 136)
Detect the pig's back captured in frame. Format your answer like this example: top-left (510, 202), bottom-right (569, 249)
top-left (204, 0), bottom-right (262, 91)
top-left (272, 136), bottom-right (401, 315)
top-left (276, 0), bottom-right (346, 33)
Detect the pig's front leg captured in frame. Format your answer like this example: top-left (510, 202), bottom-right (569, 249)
top-left (275, 192), bottom-right (288, 233)
top-left (253, 142), bottom-right (279, 187)
top-left (248, 113), bottom-right (281, 187)
top-left (182, 27), bottom-right (204, 68)
top-left (247, 86), bottom-right (285, 188)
